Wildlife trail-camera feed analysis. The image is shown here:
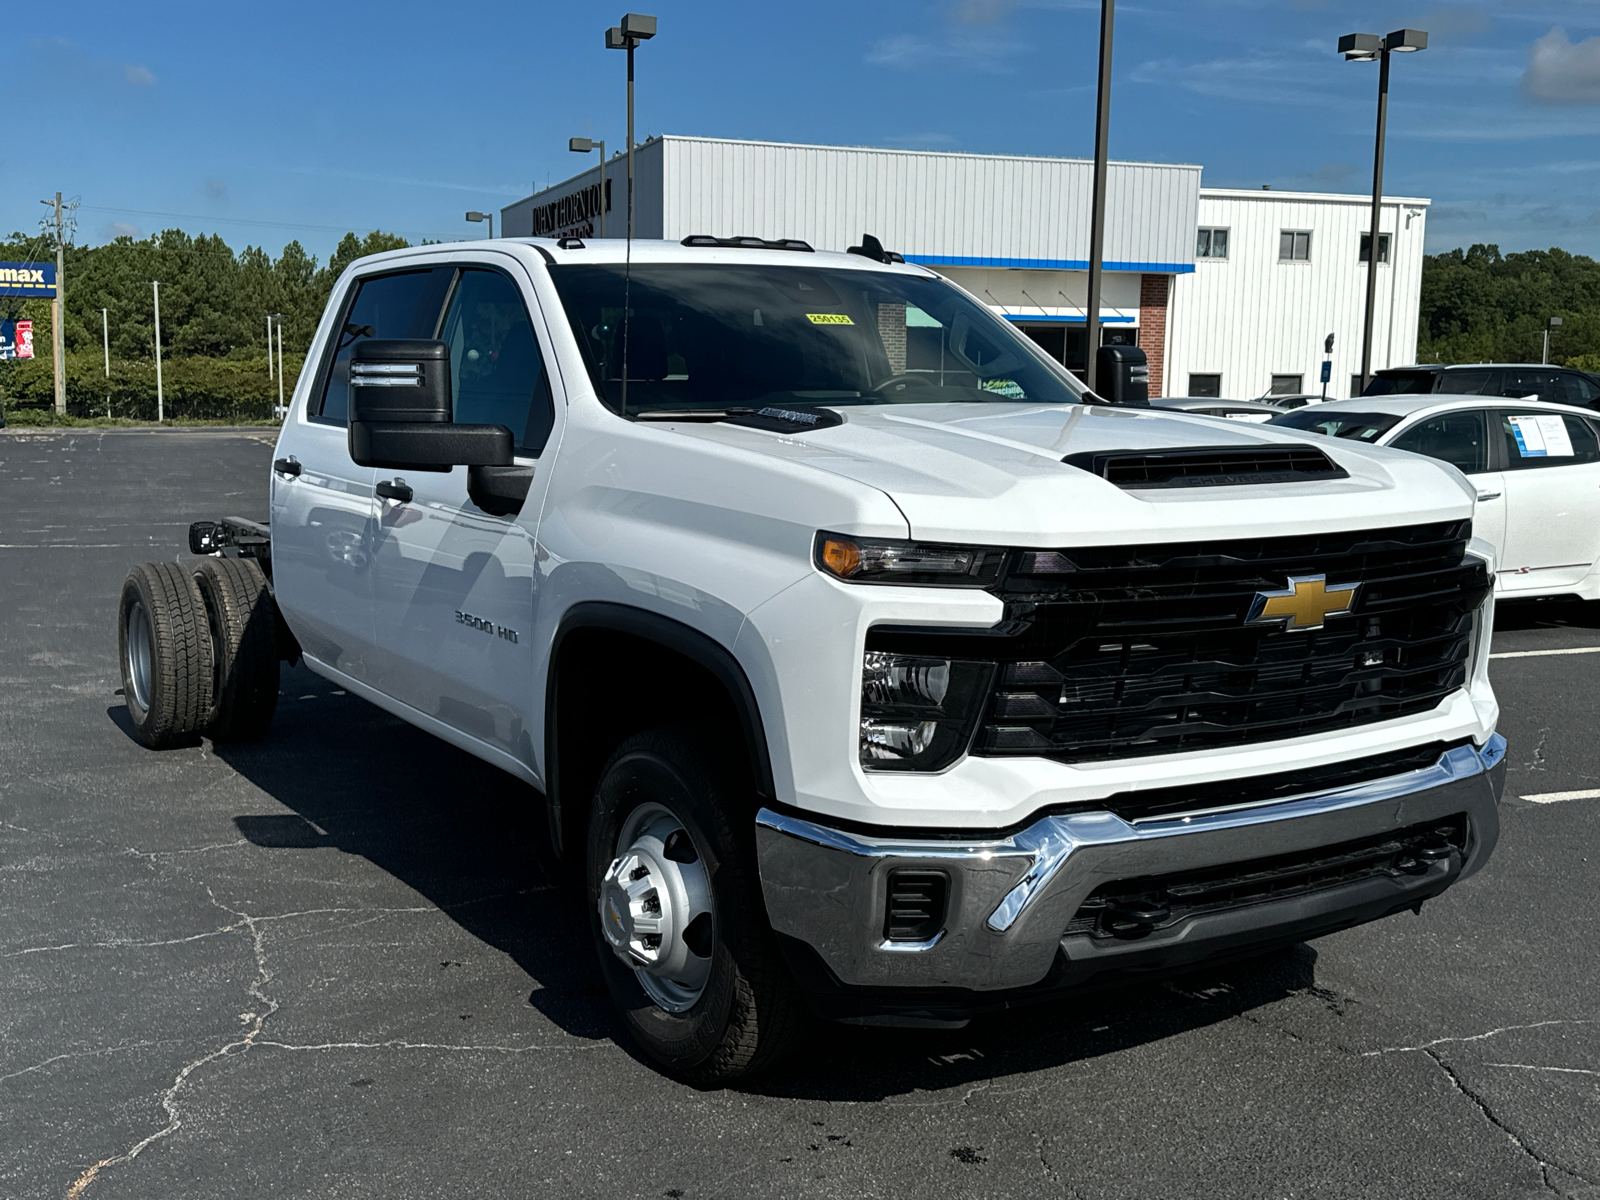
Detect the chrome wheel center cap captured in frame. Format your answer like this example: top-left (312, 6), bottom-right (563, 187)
top-left (598, 804), bottom-right (715, 1012)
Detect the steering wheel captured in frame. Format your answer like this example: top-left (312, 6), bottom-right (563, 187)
top-left (871, 373), bottom-right (939, 398)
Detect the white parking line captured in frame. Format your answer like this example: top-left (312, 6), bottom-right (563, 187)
top-left (1520, 789), bottom-right (1600, 804)
top-left (1490, 647), bottom-right (1600, 660)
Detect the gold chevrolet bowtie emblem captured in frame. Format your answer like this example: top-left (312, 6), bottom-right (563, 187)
top-left (1247, 574), bottom-right (1359, 630)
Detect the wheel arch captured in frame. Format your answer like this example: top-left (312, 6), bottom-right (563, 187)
top-left (544, 602), bottom-right (776, 860)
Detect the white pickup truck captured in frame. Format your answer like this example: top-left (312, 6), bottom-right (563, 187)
top-left (116, 234), bottom-right (1506, 1084)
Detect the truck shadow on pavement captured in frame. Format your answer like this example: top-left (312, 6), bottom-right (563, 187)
top-left (206, 664), bottom-right (1326, 1098)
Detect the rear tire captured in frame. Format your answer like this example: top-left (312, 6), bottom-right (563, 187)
top-left (588, 727), bottom-right (806, 1085)
top-left (117, 562), bottom-right (213, 749)
top-left (193, 557), bottom-right (280, 741)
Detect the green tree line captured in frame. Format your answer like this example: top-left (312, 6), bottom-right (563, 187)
top-left (1419, 244), bottom-right (1600, 373)
top-left (0, 228), bottom-right (410, 421)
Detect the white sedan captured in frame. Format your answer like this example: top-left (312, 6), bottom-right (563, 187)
top-left (1272, 395), bottom-right (1600, 603)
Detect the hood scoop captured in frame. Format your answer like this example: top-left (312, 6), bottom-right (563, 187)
top-left (1063, 444), bottom-right (1348, 490)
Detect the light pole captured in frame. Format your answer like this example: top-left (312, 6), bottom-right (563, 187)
top-left (266, 314), bottom-right (274, 378)
top-left (147, 281), bottom-right (164, 423)
top-left (99, 307), bottom-right (111, 418)
top-left (269, 313), bottom-right (286, 418)
top-left (569, 137), bottom-right (609, 237)
top-left (1340, 28), bottom-right (1428, 394)
top-left (465, 211), bottom-right (495, 238)
top-left (1543, 316), bottom-right (1562, 365)
top-left (605, 13), bottom-right (657, 242)
top-left (1084, 0), bottom-right (1114, 394)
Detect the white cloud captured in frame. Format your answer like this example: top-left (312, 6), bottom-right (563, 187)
top-left (125, 64), bottom-right (157, 87)
top-left (1523, 27), bottom-right (1600, 104)
top-left (105, 222), bottom-right (142, 240)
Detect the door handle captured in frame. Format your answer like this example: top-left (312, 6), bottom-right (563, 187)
top-left (375, 479), bottom-right (413, 503)
top-left (273, 457), bottom-right (301, 477)
top-left (1476, 491), bottom-right (1501, 501)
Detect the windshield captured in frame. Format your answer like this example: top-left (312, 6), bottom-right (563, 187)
top-left (548, 263), bottom-right (1087, 415)
top-left (1270, 409), bottom-right (1404, 441)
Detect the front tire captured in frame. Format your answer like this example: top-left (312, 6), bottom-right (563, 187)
top-left (587, 728), bottom-right (805, 1085)
top-left (117, 562), bottom-right (213, 749)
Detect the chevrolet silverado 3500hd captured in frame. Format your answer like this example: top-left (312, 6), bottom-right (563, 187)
top-left (116, 234), bottom-right (1506, 1083)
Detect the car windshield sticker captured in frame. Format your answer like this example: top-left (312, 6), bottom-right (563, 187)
top-left (806, 313), bottom-right (853, 325)
top-left (1509, 414), bottom-right (1575, 458)
top-left (980, 378), bottom-right (1026, 399)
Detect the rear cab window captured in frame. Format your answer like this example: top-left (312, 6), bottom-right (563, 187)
top-left (1362, 370), bottom-right (1439, 397)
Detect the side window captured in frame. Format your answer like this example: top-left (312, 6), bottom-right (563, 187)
top-left (439, 268), bottom-right (555, 454)
top-left (1570, 373), bottom-right (1600, 406)
top-left (1390, 410), bottom-right (1489, 475)
top-left (318, 269), bottom-right (452, 423)
top-left (1435, 369), bottom-right (1492, 396)
top-left (1498, 410), bottom-right (1600, 470)
top-left (1497, 369), bottom-right (1568, 404)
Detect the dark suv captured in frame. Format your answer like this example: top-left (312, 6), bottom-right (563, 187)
top-left (1363, 364), bottom-right (1600, 411)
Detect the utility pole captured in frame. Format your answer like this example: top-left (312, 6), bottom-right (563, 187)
top-left (39, 192), bottom-right (68, 415)
top-left (1084, 1), bottom-right (1114, 394)
top-left (148, 281), bottom-right (164, 423)
top-left (266, 315), bottom-right (274, 379)
top-left (99, 307), bottom-right (111, 418)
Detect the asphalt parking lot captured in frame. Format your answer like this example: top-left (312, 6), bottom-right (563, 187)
top-left (3, 427), bottom-right (1599, 1200)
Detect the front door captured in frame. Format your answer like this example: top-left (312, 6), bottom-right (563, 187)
top-left (270, 267), bottom-right (454, 679)
top-left (368, 261), bottom-right (558, 770)
top-left (1494, 408), bottom-right (1600, 593)
top-left (1386, 408), bottom-right (1506, 557)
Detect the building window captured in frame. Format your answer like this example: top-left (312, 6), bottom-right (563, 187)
top-left (1279, 230), bottom-right (1312, 262)
top-left (1196, 228), bottom-right (1229, 259)
top-left (1270, 374), bottom-right (1304, 396)
top-left (1359, 233), bottom-right (1391, 264)
top-left (1188, 373), bottom-right (1222, 398)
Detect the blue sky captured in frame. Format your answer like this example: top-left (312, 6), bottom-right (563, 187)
top-left (8, 0), bottom-right (1600, 263)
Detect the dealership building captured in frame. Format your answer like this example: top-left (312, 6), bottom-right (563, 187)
top-left (502, 136), bottom-right (1429, 400)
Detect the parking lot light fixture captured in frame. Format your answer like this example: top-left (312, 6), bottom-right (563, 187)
top-left (1544, 315), bottom-right (1563, 365)
top-left (465, 210), bottom-right (494, 239)
top-left (1341, 27), bottom-right (1428, 393)
top-left (569, 137), bottom-right (609, 237)
top-left (606, 13), bottom-right (657, 242)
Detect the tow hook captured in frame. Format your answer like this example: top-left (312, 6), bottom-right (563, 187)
top-left (1101, 898), bottom-right (1172, 939)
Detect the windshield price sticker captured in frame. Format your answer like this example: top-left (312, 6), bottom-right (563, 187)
top-left (806, 313), bottom-right (853, 325)
top-left (1509, 414), bottom-right (1575, 458)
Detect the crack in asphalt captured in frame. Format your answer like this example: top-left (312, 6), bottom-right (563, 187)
top-left (1423, 1049), bottom-right (1597, 1196)
top-left (1360, 1019), bottom-right (1599, 1057)
top-left (55, 880), bottom-right (577, 1197)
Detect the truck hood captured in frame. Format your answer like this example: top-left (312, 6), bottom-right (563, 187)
top-left (671, 402), bottom-right (1477, 545)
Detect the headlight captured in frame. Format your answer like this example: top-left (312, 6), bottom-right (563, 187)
top-left (859, 650), bottom-right (994, 771)
top-left (816, 532), bottom-right (1005, 586)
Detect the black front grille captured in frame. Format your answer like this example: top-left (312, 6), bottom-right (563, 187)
top-left (1066, 814), bottom-right (1468, 940)
top-left (1064, 445), bottom-right (1347, 489)
top-left (869, 521), bottom-right (1487, 763)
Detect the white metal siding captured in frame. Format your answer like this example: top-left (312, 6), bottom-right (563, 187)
top-left (661, 136), bottom-right (1198, 270)
top-left (1165, 189), bottom-right (1429, 400)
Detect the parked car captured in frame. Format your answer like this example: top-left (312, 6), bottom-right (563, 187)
top-left (1255, 393), bottom-right (1323, 410)
top-left (1148, 397), bottom-right (1282, 423)
top-left (114, 236), bottom-right (1506, 1083)
top-left (1272, 395), bottom-right (1600, 602)
top-left (1363, 363), bottom-right (1600, 412)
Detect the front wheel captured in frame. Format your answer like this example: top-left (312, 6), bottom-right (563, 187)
top-left (587, 728), bottom-right (805, 1085)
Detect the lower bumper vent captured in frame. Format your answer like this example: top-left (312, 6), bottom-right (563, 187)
top-left (884, 870), bottom-right (949, 942)
top-left (1068, 814), bottom-right (1468, 941)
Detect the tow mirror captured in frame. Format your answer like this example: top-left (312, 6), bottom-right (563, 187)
top-left (347, 339), bottom-right (513, 472)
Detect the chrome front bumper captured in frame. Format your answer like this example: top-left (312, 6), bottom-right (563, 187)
top-left (756, 736), bottom-right (1506, 994)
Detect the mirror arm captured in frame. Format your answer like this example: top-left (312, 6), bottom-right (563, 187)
top-left (468, 463), bottom-right (535, 517)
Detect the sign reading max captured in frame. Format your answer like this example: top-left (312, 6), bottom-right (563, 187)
top-left (0, 263), bottom-right (57, 299)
